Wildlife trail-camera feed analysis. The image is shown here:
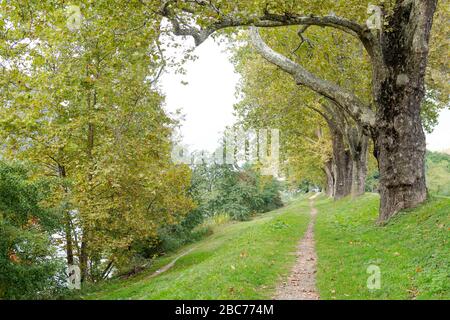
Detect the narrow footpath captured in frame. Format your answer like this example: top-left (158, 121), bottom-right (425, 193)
top-left (274, 193), bottom-right (320, 300)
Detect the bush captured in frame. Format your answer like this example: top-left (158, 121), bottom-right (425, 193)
top-left (124, 162), bottom-right (284, 273)
top-left (0, 161), bottom-right (64, 299)
top-left (192, 163), bottom-right (284, 221)
top-left (222, 203), bottom-right (251, 221)
top-left (127, 203), bottom-right (208, 271)
top-left (199, 213), bottom-right (231, 229)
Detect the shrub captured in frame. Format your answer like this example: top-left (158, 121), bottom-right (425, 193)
top-left (0, 161), bottom-right (64, 299)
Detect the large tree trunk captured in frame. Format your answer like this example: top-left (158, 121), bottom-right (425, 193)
top-left (323, 159), bottom-right (335, 197)
top-left (347, 128), bottom-right (369, 198)
top-left (331, 128), bottom-right (352, 199)
top-left (374, 92), bottom-right (427, 222)
top-left (79, 237), bottom-right (89, 282)
top-left (372, 0), bottom-right (436, 222)
top-left (64, 216), bottom-right (74, 265)
top-left (80, 85), bottom-right (97, 282)
top-left (58, 164), bottom-right (74, 266)
top-left (351, 151), bottom-right (367, 197)
top-left (374, 129), bottom-right (427, 222)
top-left (343, 150), bottom-right (353, 196)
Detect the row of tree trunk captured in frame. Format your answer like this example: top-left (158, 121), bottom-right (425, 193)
top-left (319, 104), bottom-right (369, 200)
top-left (162, 0), bottom-right (438, 222)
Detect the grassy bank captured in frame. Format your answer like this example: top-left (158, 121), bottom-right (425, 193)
top-left (83, 197), bottom-right (311, 299)
top-left (82, 193), bottom-right (449, 300)
top-left (315, 194), bottom-right (450, 299)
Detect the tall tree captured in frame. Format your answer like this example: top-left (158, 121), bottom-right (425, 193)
top-left (232, 51), bottom-right (330, 193)
top-left (0, 1), bottom-right (194, 281)
top-left (160, 0), bottom-right (446, 221)
top-left (232, 28), bottom-right (371, 198)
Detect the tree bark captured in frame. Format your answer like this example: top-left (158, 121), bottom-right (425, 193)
top-left (80, 78), bottom-right (97, 282)
top-left (351, 150), bottom-right (368, 197)
top-left (79, 238), bottom-right (88, 282)
top-left (347, 128), bottom-right (369, 198)
top-left (64, 214), bottom-right (74, 265)
top-left (323, 159), bottom-right (335, 197)
top-left (58, 164), bottom-right (74, 266)
top-left (310, 104), bottom-right (355, 200)
top-left (371, 0), bottom-right (436, 221)
top-left (343, 150), bottom-right (353, 197)
top-left (331, 128), bottom-right (352, 199)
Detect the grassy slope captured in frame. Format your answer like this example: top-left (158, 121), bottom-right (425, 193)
top-left (426, 151), bottom-right (450, 196)
top-left (84, 193), bottom-right (449, 300)
top-left (83, 197), bottom-right (311, 300)
top-left (315, 194), bottom-right (450, 300)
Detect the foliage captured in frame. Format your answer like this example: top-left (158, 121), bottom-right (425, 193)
top-left (296, 180), bottom-right (319, 193)
top-left (231, 27), bottom-right (369, 189)
top-left (0, 1), bottom-right (194, 280)
top-left (0, 161), bottom-right (64, 299)
top-left (145, 208), bottom-right (208, 256)
top-left (126, 161), bottom-right (284, 263)
top-left (365, 170), bottom-right (380, 193)
top-left (421, 90), bottom-right (446, 134)
top-left (191, 163), bottom-right (283, 221)
top-left (198, 213), bottom-right (231, 231)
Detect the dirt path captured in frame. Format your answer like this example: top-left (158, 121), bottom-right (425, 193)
top-left (274, 193), bottom-right (320, 300)
top-left (147, 248), bottom-right (195, 280)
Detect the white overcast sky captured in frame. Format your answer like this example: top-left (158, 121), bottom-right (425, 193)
top-left (160, 37), bottom-right (239, 153)
top-left (160, 39), bottom-right (450, 153)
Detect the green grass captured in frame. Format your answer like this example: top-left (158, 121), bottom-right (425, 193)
top-left (82, 192), bottom-right (449, 300)
top-left (426, 151), bottom-right (450, 196)
top-left (82, 196), bottom-right (311, 300)
top-left (315, 193), bottom-right (450, 300)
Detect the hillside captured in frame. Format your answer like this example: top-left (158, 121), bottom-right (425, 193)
top-left (83, 194), bottom-right (449, 300)
top-left (426, 151), bottom-right (450, 196)
top-left (83, 198), bottom-right (311, 299)
top-left (315, 194), bottom-right (449, 299)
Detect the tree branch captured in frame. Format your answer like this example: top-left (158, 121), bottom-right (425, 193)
top-left (159, 1), bottom-right (380, 57)
top-left (307, 105), bottom-right (331, 123)
top-left (159, 2), bottom-right (378, 130)
top-left (250, 27), bottom-right (375, 130)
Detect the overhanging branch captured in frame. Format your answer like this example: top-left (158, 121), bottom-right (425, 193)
top-left (250, 27), bottom-right (375, 130)
top-left (159, 1), bottom-right (379, 55)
